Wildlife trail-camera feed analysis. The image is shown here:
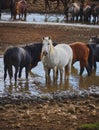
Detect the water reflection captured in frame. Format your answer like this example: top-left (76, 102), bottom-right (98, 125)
top-left (0, 57), bottom-right (99, 97)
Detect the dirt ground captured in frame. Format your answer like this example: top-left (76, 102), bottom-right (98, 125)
top-left (0, 23), bottom-right (99, 130)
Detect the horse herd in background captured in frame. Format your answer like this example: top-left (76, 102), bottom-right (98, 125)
top-left (0, 0), bottom-right (27, 20)
top-left (0, 0), bottom-right (99, 23)
top-left (64, 2), bottom-right (99, 23)
top-left (3, 36), bottom-right (99, 83)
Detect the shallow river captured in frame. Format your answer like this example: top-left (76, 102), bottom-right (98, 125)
top-left (0, 56), bottom-right (99, 98)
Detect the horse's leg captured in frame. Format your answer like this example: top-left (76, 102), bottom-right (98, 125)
top-left (65, 65), bottom-right (68, 79)
top-left (85, 65), bottom-right (92, 76)
top-left (60, 68), bottom-right (64, 81)
top-left (44, 67), bottom-right (50, 83)
top-left (8, 66), bottom-right (13, 81)
top-left (80, 60), bottom-right (91, 76)
top-left (19, 13), bottom-right (20, 19)
top-left (0, 10), bottom-right (1, 20)
top-left (14, 66), bottom-right (19, 81)
top-left (18, 67), bottom-right (23, 78)
top-left (79, 61), bottom-right (84, 75)
top-left (24, 12), bottom-right (26, 20)
top-left (48, 68), bottom-right (51, 77)
top-left (25, 66), bottom-right (29, 79)
top-left (4, 65), bottom-right (8, 81)
top-left (76, 16), bottom-right (78, 21)
top-left (65, 63), bottom-right (71, 80)
top-left (93, 59), bottom-right (97, 71)
top-left (53, 66), bottom-right (58, 82)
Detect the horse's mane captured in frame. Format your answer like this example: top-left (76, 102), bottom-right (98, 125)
top-left (22, 43), bottom-right (42, 62)
top-left (73, 2), bottom-right (80, 10)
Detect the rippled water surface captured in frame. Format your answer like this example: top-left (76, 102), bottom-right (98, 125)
top-left (0, 56), bottom-right (99, 97)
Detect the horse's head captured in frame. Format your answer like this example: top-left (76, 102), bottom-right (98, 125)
top-left (68, 3), bottom-right (80, 14)
top-left (41, 36), bottom-right (53, 57)
top-left (89, 36), bottom-right (97, 44)
top-left (68, 3), bottom-right (74, 13)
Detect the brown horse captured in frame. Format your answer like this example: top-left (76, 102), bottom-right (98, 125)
top-left (69, 42), bottom-right (92, 76)
top-left (15, 0), bottom-right (27, 20)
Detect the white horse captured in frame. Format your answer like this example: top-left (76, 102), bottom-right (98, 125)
top-left (68, 2), bottom-right (82, 21)
top-left (41, 37), bottom-right (73, 82)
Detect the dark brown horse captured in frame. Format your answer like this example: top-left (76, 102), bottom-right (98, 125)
top-left (83, 4), bottom-right (91, 22)
top-left (15, 0), bottom-right (27, 20)
top-left (0, 0), bottom-right (16, 19)
top-left (70, 42), bottom-right (92, 76)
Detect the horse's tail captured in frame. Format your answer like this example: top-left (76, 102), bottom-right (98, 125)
top-left (87, 44), bottom-right (94, 71)
top-left (4, 52), bottom-right (13, 81)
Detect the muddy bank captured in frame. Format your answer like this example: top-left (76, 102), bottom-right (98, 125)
top-left (0, 22), bottom-right (99, 55)
top-left (0, 94), bottom-right (99, 130)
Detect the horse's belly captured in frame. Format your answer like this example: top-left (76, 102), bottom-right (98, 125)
top-left (57, 50), bottom-right (71, 66)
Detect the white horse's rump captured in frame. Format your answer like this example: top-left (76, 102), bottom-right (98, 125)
top-left (41, 37), bottom-right (73, 82)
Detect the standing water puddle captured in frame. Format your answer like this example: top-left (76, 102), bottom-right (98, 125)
top-left (0, 56), bottom-right (99, 98)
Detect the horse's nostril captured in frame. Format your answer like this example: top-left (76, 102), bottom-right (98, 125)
top-left (43, 51), bottom-right (48, 56)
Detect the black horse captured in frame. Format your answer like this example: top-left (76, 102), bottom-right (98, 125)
top-left (4, 42), bottom-right (57, 82)
top-left (4, 43), bottom-right (42, 82)
top-left (0, 0), bottom-right (16, 19)
top-left (88, 36), bottom-right (99, 71)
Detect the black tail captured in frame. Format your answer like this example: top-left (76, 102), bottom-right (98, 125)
top-left (4, 53), bottom-right (13, 81)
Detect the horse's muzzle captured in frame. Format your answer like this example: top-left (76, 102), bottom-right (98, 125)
top-left (42, 51), bottom-right (48, 56)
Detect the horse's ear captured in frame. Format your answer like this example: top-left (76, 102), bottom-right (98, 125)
top-left (42, 37), bottom-right (45, 40)
top-left (48, 36), bottom-right (51, 40)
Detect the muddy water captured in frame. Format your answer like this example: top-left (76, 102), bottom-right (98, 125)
top-left (0, 56), bottom-right (99, 98)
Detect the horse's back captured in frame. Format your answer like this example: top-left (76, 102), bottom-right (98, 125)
top-left (94, 45), bottom-right (99, 60)
top-left (0, 0), bottom-right (15, 9)
top-left (70, 42), bottom-right (90, 61)
top-left (55, 43), bottom-right (72, 52)
top-left (70, 42), bottom-right (89, 52)
top-left (4, 47), bottom-right (25, 66)
top-left (54, 43), bottom-right (73, 65)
